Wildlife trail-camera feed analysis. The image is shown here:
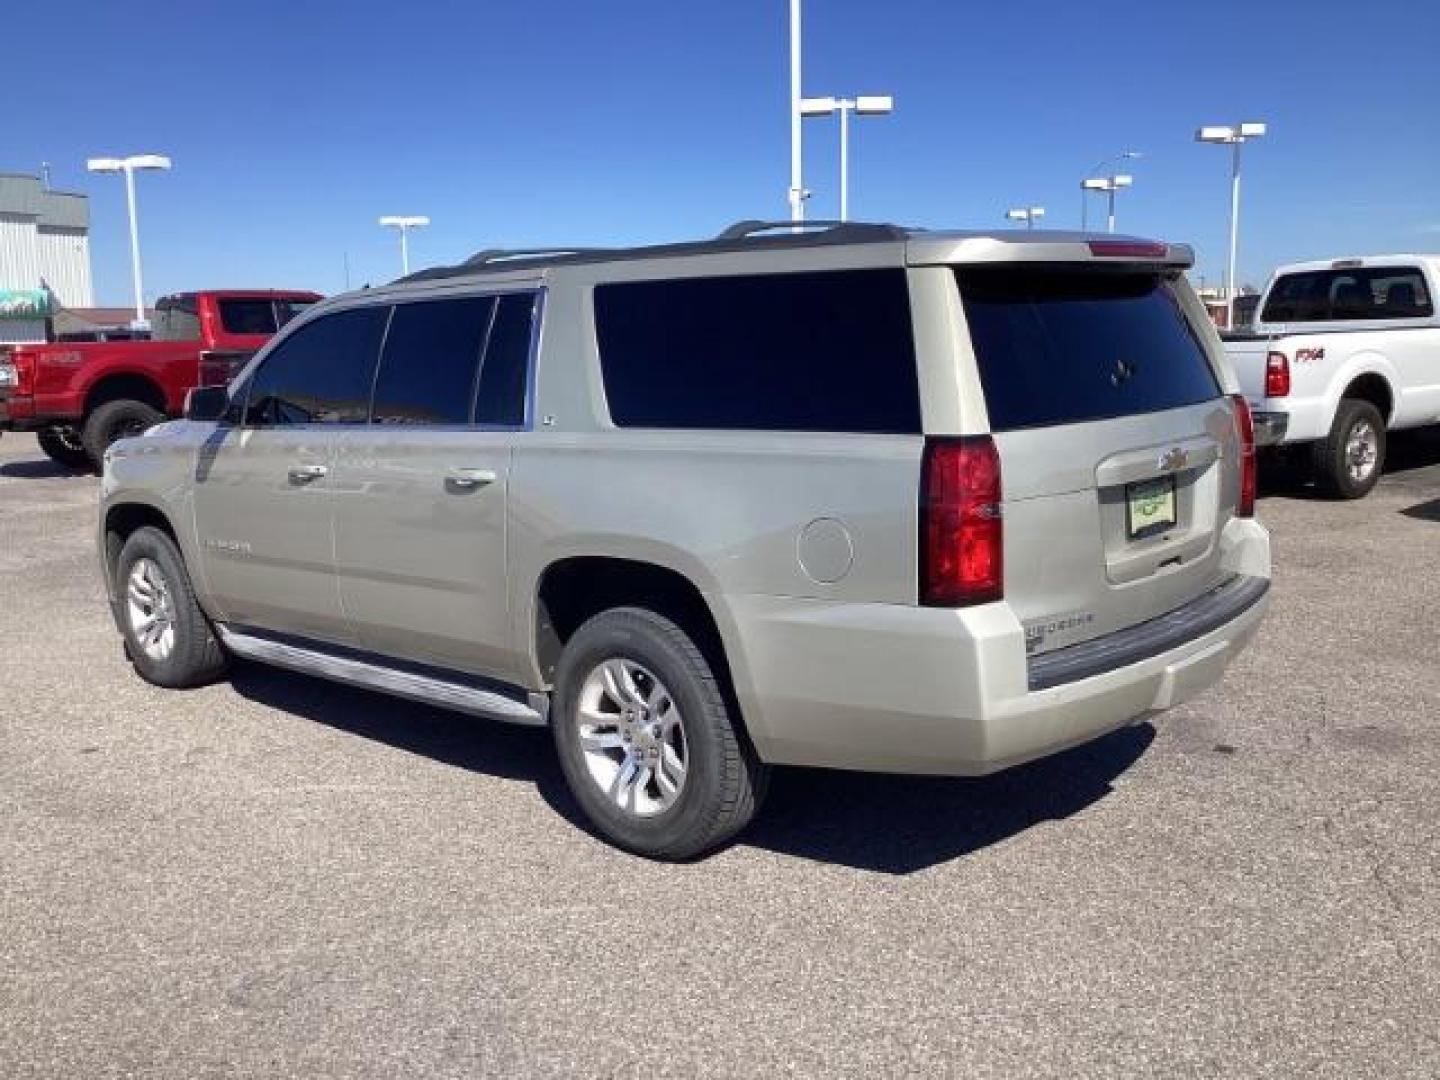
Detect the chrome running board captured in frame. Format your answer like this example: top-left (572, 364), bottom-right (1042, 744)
top-left (216, 626), bottom-right (548, 727)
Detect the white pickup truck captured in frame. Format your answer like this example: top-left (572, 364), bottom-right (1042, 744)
top-left (1224, 255), bottom-right (1440, 497)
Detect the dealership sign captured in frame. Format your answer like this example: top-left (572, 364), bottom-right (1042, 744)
top-left (0, 289), bottom-right (53, 320)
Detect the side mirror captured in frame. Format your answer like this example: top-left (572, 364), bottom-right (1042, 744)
top-left (185, 385), bottom-right (230, 422)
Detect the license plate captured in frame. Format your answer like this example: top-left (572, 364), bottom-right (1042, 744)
top-left (1126, 476), bottom-right (1177, 540)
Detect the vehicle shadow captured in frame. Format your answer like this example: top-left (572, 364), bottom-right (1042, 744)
top-left (227, 660), bottom-right (1154, 874)
top-left (1401, 497), bottom-right (1440, 523)
top-left (743, 725), bottom-right (1154, 873)
top-left (0, 458), bottom-right (87, 479)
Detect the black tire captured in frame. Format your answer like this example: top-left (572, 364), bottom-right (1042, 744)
top-left (82, 399), bottom-right (165, 469)
top-left (115, 526), bottom-right (228, 689)
top-left (36, 426), bottom-right (94, 471)
top-left (1311, 398), bottom-right (1386, 499)
top-left (551, 607), bottom-right (768, 860)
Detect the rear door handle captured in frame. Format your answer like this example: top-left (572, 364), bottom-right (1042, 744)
top-left (288, 464), bottom-right (329, 483)
top-left (445, 467), bottom-right (498, 489)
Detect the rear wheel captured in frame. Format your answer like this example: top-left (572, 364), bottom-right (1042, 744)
top-left (552, 607), bottom-right (768, 860)
top-left (82, 399), bottom-right (164, 469)
top-left (116, 526), bottom-right (228, 688)
top-left (1312, 399), bottom-right (1385, 499)
top-left (37, 426), bottom-right (93, 471)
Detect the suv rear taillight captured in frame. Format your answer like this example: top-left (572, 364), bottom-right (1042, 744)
top-left (920, 436), bottom-right (1003, 606)
top-left (1232, 395), bottom-right (1256, 518)
top-left (1264, 351), bottom-right (1290, 397)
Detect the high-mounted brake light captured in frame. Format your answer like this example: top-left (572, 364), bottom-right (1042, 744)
top-left (920, 436), bottom-right (1003, 606)
top-left (1264, 352), bottom-right (1290, 397)
top-left (1087, 240), bottom-right (1169, 259)
top-left (1231, 395), bottom-right (1256, 517)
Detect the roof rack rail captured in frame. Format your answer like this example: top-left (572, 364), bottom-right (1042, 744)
top-left (716, 219), bottom-right (910, 241)
top-left (460, 246), bottom-right (615, 267)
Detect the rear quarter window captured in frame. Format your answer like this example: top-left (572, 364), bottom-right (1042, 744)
top-left (956, 268), bottom-right (1221, 432)
top-left (594, 268), bottom-right (920, 434)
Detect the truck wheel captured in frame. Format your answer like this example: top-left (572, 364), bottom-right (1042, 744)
top-left (551, 607), bottom-right (769, 860)
top-left (37, 427), bottom-right (95, 471)
top-left (1312, 399), bottom-right (1386, 499)
top-left (82, 400), bottom-right (164, 469)
top-left (115, 526), bottom-right (228, 688)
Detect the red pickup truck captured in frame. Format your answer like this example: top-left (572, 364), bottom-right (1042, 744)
top-left (0, 289), bottom-right (320, 470)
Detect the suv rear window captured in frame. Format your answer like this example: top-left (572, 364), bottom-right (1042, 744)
top-left (1260, 267), bottom-right (1433, 322)
top-left (956, 269), bottom-right (1220, 432)
top-left (594, 269), bottom-right (920, 434)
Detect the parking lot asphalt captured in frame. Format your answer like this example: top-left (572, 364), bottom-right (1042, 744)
top-left (1, 430), bottom-right (1437, 1079)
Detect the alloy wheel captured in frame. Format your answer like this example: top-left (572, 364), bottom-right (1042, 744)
top-left (575, 658), bottom-right (688, 817)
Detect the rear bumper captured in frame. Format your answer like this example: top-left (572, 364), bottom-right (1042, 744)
top-left (727, 518), bottom-right (1271, 776)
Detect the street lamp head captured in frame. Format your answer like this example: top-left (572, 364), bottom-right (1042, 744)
top-left (1196, 125), bottom-right (1237, 143)
top-left (1121, 150), bottom-right (1143, 159)
top-left (86, 157), bottom-right (125, 173)
top-left (1112, 174), bottom-right (1133, 188)
top-left (1028, 207), bottom-right (1045, 218)
top-left (1006, 209), bottom-right (1029, 221)
top-left (854, 94), bottom-right (894, 115)
top-left (379, 215), bottom-right (430, 228)
top-left (125, 154), bottom-right (172, 171)
top-left (799, 96), bottom-right (838, 117)
top-left (1082, 178), bottom-right (1109, 191)
top-left (1239, 121), bottom-right (1268, 138)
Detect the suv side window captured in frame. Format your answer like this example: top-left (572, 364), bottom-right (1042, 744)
top-left (242, 306), bottom-right (388, 426)
top-left (371, 297), bottom-right (496, 425)
top-left (474, 292), bottom-right (537, 427)
top-left (594, 269), bottom-right (919, 433)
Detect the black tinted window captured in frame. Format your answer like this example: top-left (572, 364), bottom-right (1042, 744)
top-left (475, 293), bottom-right (535, 426)
top-left (1261, 267), bottom-right (1434, 322)
top-left (371, 297), bottom-right (495, 425)
top-left (244, 306), bottom-right (387, 426)
top-left (957, 269), bottom-right (1220, 432)
top-left (219, 299), bottom-right (279, 335)
top-left (594, 269), bottom-right (919, 433)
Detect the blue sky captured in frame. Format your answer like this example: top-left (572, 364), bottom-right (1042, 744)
top-left (7, 0), bottom-right (1439, 303)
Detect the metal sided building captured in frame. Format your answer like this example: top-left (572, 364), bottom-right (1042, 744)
top-left (0, 173), bottom-right (95, 343)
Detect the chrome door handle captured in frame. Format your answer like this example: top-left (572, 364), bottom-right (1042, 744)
top-left (445, 467), bottom-right (498, 489)
top-left (288, 464), bottom-right (329, 483)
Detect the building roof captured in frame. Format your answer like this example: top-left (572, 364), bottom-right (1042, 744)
top-left (0, 173), bottom-right (89, 230)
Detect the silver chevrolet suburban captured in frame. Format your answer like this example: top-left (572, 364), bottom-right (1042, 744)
top-left (98, 221), bottom-right (1271, 859)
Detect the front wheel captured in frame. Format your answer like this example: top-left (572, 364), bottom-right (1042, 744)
top-left (1312, 399), bottom-right (1385, 499)
top-left (551, 607), bottom-right (768, 860)
top-left (116, 526), bottom-right (228, 688)
top-left (37, 426), bottom-right (94, 471)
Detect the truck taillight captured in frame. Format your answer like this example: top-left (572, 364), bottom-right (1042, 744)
top-left (1264, 351), bottom-right (1290, 397)
top-left (1232, 395), bottom-right (1256, 518)
top-left (920, 436), bottom-right (1003, 606)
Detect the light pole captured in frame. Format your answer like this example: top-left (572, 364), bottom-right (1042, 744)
top-left (1080, 150), bottom-right (1140, 230)
top-left (1196, 122), bottom-right (1267, 322)
top-left (1005, 207), bottom-right (1046, 230)
top-left (379, 215), bottom-right (430, 275)
top-left (800, 94), bottom-right (895, 221)
top-left (1081, 175), bottom-right (1133, 233)
top-left (86, 154), bottom-right (172, 329)
top-left (788, 0), bottom-right (805, 222)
